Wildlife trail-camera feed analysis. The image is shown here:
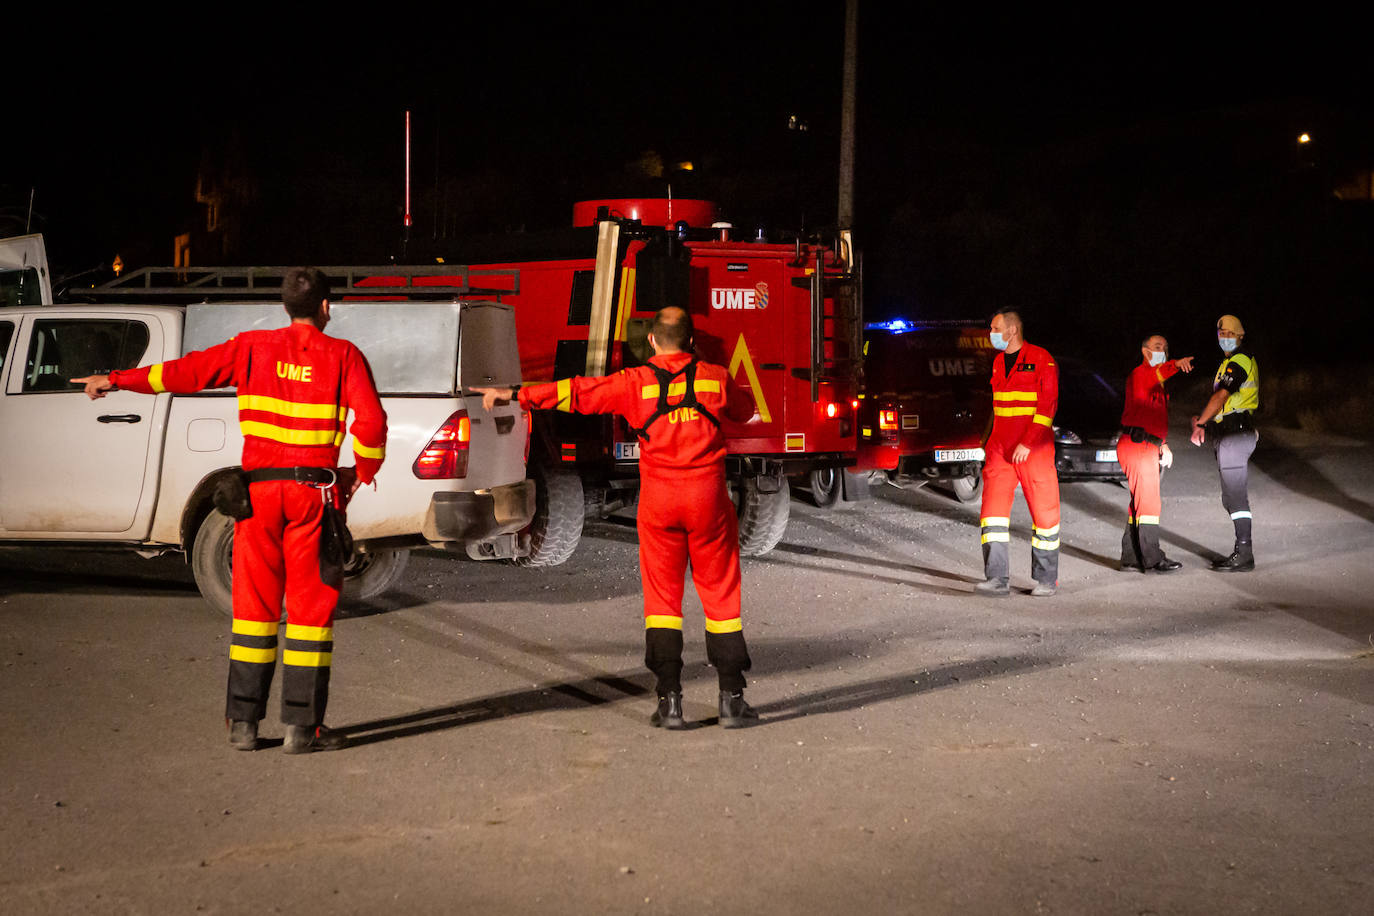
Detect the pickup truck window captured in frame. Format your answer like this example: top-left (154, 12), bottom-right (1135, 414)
top-left (23, 319), bottom-right (150, 393)
top-left (0, 320), bottom-right (13, 374)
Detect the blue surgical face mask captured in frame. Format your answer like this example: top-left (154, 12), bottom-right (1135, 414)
top-left (990, 331), bottom-right (1008, 351)
top-left (1218, 335), bottom-right (1238, 354)
top-left (1147, 350), bottom-right (1167, 367)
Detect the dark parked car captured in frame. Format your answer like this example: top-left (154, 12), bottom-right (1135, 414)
top-left (1053, 356), bottom-right (1127, 482)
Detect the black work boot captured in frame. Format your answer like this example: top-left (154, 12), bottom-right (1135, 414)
top-left (1150, 557), bottom-right (1183, 572)
top-left (650, 691), bottom-right (686, 730)
top-left (718, 690), bottom-right (760, 729)
top-left (1210, 541), bottom-right (1255, 572)
top-left (283, 724), bottom-right (350, 754)
top-left (228, 719), bottom-right (258, 751)
top-left (974, 577), bottom-right (1010, 596)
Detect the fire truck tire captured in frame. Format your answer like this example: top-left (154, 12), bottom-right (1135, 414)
top-left (806, 468), bottom-right (842, 508)
top-left (192, 508), bottom-right (413, 616)
top-left (735, 475), bottom-right (791, 557)
top-left (951, 474), bottom-right (983, 504)
top-left (515, 463), bottom-right (585, 568)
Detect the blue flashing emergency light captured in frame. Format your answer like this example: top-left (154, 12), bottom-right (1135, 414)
top-left (866, 318), bottom-right (916, 333)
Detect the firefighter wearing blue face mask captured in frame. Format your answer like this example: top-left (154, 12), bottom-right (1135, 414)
top-left (1190, 314), bottom-right (1258, 571)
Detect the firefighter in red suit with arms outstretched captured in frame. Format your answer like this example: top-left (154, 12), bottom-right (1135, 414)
top-left (76, 268), bottom-right (387, 754)
top-left (476, 306), bottom-right (760, 729)
top-left (1117, 333), bottom-right (1193, 572)
top-left (977, 308), bottom-right (1061, 597)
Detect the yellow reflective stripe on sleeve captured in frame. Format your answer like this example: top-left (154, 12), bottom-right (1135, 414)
top-left (981, 532), bottom-right (1011, 544)
top-left (232, 619), bottom-right (280, 637)
top-left (693, 379), bottom-right (721, 394)
top-left (704, 617), bottom-right (743, 634)
top-left (1034, 525), bottom-right (1060, 537)
top-left (992, 391), bottom-right (1038, 401)
top-left (353, 440), bottom-right (386, 460)
top-left (1033, 414), bottom-right (1053, 427)
top-left (237, 395), bottom-right (346, 420)
top-left (148, 364), bottom-right (166, 393)
top-left (282, 650), bottom-right (332, 667)
top-left (993, 406), bottom-right (1036, 417)
top-left (239, 421), bottom-right (340, 446)
top-left (285, 624), bottom-right (333, 642)
top-left (556, 378), bottom-right (572, 412)
top-left (641, 384), bottom-right (661, 399)
top-left (229, 645), bottom-right (277, 664)
top-left (1136, 515), bottom-right (1160, 525)
top-left (645, 615), bottom-right (684, 630)
top-left (1031, 537), bottom-right (1060, 551)
top-left (980, 517), bottom-right (1011, 528)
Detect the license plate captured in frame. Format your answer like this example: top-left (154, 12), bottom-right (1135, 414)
top-left (934, 448), bottom-right (985, 463)
top-left (614, 442), bottom-right (640, 461)
top-left (1095, 449), bottom-right (1118, 463)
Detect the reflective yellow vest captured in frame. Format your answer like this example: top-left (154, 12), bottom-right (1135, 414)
top-left (1215, 352), bottom-right (1258, 416)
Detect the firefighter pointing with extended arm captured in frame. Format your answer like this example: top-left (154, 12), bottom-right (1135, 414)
top-left (76, 268), bottom-right (387, 754)
top-left (1118, 334), bottom-right (1193, 571)
top-left (976, 308), bottom-right (1061, 597)
top-left (476, 306), bottom-right (759, 729)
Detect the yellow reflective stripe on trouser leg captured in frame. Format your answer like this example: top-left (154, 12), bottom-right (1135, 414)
top-left (704, 617), bottom-right (743, 634)
top-left (1031, 525), bottom-right (1060, 551)
top-left (980, 516), bottom-right (1010, 544)
top-left (282, 623), bottom-right (333, 668)
top-left (645, 615), bottom-right (684, 630)
top-left (1136, 515), bottom-right (1160, 525)
top-left (229, 645), bottom-right (277, 664)
top-left (285, 624), bottom-right (333, 642)
top-left (233, 619), bottom-right (280, 637)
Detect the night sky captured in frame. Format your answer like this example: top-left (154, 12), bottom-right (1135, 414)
top-left (8, 4), bottom-right (1373, 377)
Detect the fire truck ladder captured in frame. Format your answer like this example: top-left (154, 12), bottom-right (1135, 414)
top-left (80, 264), bottom-right (520, 301)
top-left (808, 243), bottom-right (863, 402)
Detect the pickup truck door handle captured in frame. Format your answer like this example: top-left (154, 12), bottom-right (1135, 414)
top-left (97, 414), bottom-right (142, 424)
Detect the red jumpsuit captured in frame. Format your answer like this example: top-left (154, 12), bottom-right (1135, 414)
top-left (519, 352), bottom-right (755, 694)
top-left (110, 322), bottom-right (387, 727)
top-left (980, 342), bottom-right (1060, 586)
top-left (1118, 358), bottom-right (1182, 568)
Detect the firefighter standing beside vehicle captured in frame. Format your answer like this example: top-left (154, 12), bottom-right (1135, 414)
top-left (976, 308), bottom-right (1061, 597)
top-left (1118, 334), bottom-right (1193, 572)
top-left (475, 306), bottom-right (759, 729)
top-left (1190, 314), bottom-right (1259, 572)
top-left (75, 267), bottom-right (387, 754)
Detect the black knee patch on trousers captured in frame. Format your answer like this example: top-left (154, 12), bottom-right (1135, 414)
top-left (706, 631), bottom-right (752, 693)
top-left (281, 665), bottom-right (331, 727)
top-left (645, 628), bottom-right (684, 696)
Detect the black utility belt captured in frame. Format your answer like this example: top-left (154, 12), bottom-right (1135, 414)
top-left (1121, 426), bottom-right (1164, 448)
top-left (246, 466), bottom-right (338, 486)
top-left (1209, 412), bottom-right (1255, 435)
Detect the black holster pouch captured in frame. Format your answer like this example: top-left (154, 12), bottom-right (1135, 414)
top-left (212, 470), bottom-right (253, 521)
top-left (319, 503), bottom-right (353, 585)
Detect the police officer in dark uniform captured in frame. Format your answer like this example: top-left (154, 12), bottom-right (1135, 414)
top-left (1190, 314), bottom-right (1258, 572)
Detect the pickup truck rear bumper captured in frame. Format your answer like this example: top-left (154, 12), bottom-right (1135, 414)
top-left (423, 480), bottom-right (536, 547)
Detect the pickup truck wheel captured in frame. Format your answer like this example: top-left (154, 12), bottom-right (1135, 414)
top-left (807, 467), bottom-right (842, 508)
top-left (952, 474), bottom-right (983, 504)
top-left (734, 474), bottom-right (790, 557)
top-left (191, 509), bottom-right (236, 617)
top-left (341, 549), bottom-right (410, 605)
top-left (515, 464), bottom-right (584, 567)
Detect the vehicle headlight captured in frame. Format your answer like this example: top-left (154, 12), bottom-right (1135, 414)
top-left (1053, 426), bottom-right (1082, 445)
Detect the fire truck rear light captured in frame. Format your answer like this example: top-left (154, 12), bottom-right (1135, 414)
top-left (878, 409), bottom-right (897, 431)
top-left (413, 410), bottom-right (470, 479)
top-left (851, 399), bottom-right (859, 409)
top-left (825, 402), bottom-right (838, 419)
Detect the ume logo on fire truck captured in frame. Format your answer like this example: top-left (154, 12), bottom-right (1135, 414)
top-left (711, 282), bottom-right (770, 310)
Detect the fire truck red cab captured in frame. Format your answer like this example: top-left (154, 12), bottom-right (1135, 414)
top-left (420, 198), bottom-right (862, 565)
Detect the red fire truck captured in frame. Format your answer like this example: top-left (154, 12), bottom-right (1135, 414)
top-left (373, 198), bottom-right (862, 565)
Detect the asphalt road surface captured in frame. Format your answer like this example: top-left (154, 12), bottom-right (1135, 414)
top-left (3, 422), bottom-right (1371, 915)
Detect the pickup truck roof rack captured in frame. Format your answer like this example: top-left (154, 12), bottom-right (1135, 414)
top-left (74, 264), bottom-right (520, 302)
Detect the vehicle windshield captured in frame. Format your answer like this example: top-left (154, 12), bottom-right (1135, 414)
top-left (864, 328), bottom-right (993, 394)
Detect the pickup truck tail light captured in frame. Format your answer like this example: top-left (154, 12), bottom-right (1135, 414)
top-left (413, 410), bottom-right (470, 479)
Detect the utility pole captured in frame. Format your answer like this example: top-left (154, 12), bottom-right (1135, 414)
top-left (837, 0), bottom-right (858, 228)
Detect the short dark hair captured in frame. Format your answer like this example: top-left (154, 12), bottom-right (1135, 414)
top-left (282, 267), bottom-right (330, 319)
top-left (1141, 332), bottom-right (1166, 348)
top-left (992, 307), bottom-right (1021, 329)
top-left (651, 307), bottom-right (693, 351)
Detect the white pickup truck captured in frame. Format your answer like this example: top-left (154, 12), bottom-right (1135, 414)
top-left (0, 294), bottom-right (534, 613)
